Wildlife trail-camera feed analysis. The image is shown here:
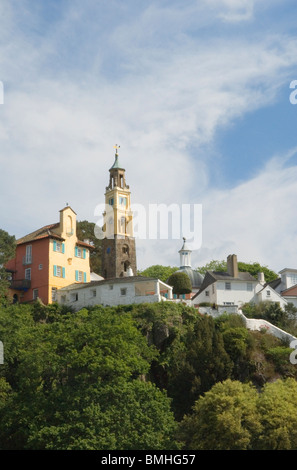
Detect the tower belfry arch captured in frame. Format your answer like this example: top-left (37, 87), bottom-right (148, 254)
top-left (101, 146), bottom-right (137, 279)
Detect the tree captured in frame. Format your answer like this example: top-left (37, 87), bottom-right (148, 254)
top-left (196, 259), bottom-right (278, 283)
top-left (167, 272), bottom-right (192, 297)
top-left (178, 379), bottom-right (261, 450)
top-left (139, 265), bottom-right (178, 283)
top-left (76, 220), bottom-right (102, 274)
top-left (0, 229), bottom-right (16, 302)
top-left (165, 315), bottom-right (233, 419)
top-left (256, 378), bottom-right (297, 450)
top-left (242, 301), bottom-right (289, 329)
top-left (196, 260), bottom-right (227, 275)
top-left (0, 304), bottom-right (178, 450)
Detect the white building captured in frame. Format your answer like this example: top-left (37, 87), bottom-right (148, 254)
top-left (268, 268), bottom-right (297, 308)
top-left (56, 276), bottom-right (173, 311)
top-left (192, 254), bottom-right (287, 310)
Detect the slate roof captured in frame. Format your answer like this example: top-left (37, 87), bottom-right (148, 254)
top-left (267, 277), bottom-right (282, 291)
top-left (192, 270), bottom-right (257, 301)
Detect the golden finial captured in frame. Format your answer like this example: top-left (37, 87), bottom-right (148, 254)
top-left (114, 144), bottom-right (120, 156)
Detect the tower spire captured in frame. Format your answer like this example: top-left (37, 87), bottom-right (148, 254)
top-left (101, 146), bottom-right (137, 279)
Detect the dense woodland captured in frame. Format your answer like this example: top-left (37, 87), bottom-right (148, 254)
top-left (1, 226), bottom-right (297, 450)
top-left (1, 300), bottom-right (297, 450)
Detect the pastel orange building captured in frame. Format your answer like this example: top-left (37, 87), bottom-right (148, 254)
top-left (6, 206), bottom-right (92, 304)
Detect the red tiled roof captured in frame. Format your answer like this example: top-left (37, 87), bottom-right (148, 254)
top-left (17, 223), bottom-right (63, 245)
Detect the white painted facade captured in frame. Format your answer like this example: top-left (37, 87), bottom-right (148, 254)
top-left (194, 279), bottom-right (259, 307)
top-left (194, 280), bottom-right (287, 309)
top-left (56, 276), bottom-right (173, 311)
top-left (279, 268), bottom-right (297, 291)
top-left (256, 284), bottom-right (288, 310)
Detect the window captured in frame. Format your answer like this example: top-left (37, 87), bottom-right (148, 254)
top-left (25, 245), bottom-right (32, 264)
top-left (71, 292), bottom-right (78, 302)
top-left (75, 247), bottom-right (86, 258)
top-left (75, 270), bottom-right (87, 282)
top-left (290, 274), bottom-right (297, 286)
top-left (266, 290), bottom-right (271, 297)
top-left (109, 284), bottom-right (114, 290)
top-left (205, 290), bottom-right (210, 297)
top-left (247, 283), bottom-right (253, 291)
top-left (109, 198), bottom-right (114, 206)
top-left (225, 282), bottom-right (231, 290)
top-left (91, 289), bottom-right (96, 298)
top-left (122, 245), bottom-right (129, 254)
top-left (76, 247), bottom-right (82, 258)
top-left (25, 268), bottom-right (31, 280)
top-left (53, 241), bottom-right (65, 253)
top-left (212, 284), bottom-right (215, 294)
top-left (53, 265), bottom-right (65, 278)
top-left (38, 264), bottom-right (43, 270)
top-left (119, 217), bottom-right (126, 233)
top-left (121, 288), bottom-right (127, 296)
top-left (119, 197), bottom-right (127, 206)
top-left (51, 288), bottom-right (57, 302)
top-left (33, 289), bottom-right (38, 300)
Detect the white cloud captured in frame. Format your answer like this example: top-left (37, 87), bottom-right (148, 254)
top-left (1, 1), bottom-right (297, 277)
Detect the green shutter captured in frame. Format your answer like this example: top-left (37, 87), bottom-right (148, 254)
top-left (83, 249), bottom-right (86, 259)
top-left (53, 240), bottom-right (57, 252)
top-left (75, 270), bottom-right (78, 282)
top-left (75, 246), bottom-right (78, 257)
top-left (62, 243), bottom-right (65, 254)
top-left (84, 272), bottom-right (87, 283)
top-left (62, 267), bottom-right (65, 278)
top-left (53, 265), bottom-right (57, 277)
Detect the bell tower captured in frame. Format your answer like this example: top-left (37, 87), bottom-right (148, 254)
top-left (101, 146), bottom-right (137, 279)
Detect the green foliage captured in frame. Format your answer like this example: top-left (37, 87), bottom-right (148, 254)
top-left (0, 229), bottom-right (16, 303)
top-left (76, 220), bottom-right (102, 275)
top-left (237, 262), bottom-right (278, 283)
top-left (0, 304), bottom-right (177, 450)
top-left (196, 259), bottom-right (278, 283)
top-left (242, 301), bottom-right (289, 329)
top-left (164, 315), bottom-right (233, 419)
top-left (196, 259), bottom-right (227, 275)
top-left (179, 377), bottom-right (297, 450)
top-left (167, 271), bottom-right (192, 296)
top-left (178, 379), bottom-right (261, 450)
top-left (139, 265), bottom-right (178, 283)
top-left (1, 300), bottom-right (297, 450)
top-left (256, 378), bottom-right (297, 450)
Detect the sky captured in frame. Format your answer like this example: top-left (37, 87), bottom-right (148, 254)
top-left (1, 0), bottom-right (297, 274)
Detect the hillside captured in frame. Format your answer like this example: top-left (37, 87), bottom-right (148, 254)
top-left (0, 301), bottom-right (296, 450)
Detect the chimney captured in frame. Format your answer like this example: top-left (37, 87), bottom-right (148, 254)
top-left (258, 272), bottom-right (265, 285)
top-left (227, 254), bottom-right (238, 278)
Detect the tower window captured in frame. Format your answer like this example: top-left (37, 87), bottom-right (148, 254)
top-left (109, 198), bottom-right (114, 206)
top-left (122, 245), bottom-right (129, 254)
top-left (119, 197), bottom-right (127, 206)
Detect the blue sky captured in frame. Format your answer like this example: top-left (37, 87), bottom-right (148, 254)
top-left (1, 0), bottom-right (297, 274)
